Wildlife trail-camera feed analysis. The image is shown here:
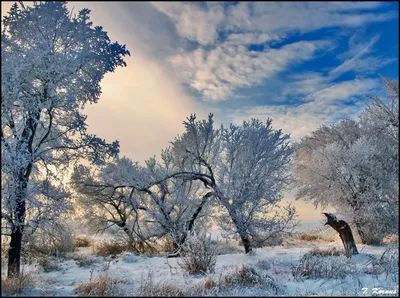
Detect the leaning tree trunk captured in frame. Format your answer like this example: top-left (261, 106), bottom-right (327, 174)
top-left (239, 233), bottom-right (252, 254)
top-left (323, 212), bottom-right (358, 258)
top-left (235, 223), bottom-right (252, 254)
top-left (230, 212), bottom-right (252, 254)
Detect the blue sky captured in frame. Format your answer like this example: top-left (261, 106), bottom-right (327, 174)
top-left (2, 1), bottom-right (398, 157)
top-left (145, 2), bottom-right (399, 136)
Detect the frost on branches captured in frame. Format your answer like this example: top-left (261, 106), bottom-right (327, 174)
top-left (1, 2), bottom-right (129, 277)
top-left (71, 155), bottom-right (213, 254)
top-left (293, 77), bottom-right (399, 245)
top-left (170, 114), bottom-right (298, 253)
top-left (72, 114), bottom-right (298, 255)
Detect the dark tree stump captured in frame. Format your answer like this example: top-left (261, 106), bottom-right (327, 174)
top-left (322, 212), bottom-right (359, 258)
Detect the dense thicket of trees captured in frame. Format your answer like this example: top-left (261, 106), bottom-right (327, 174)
top-left (1, 2), bottom-right (129, 276)
top-left (293, 77), bottom-right (399, 244)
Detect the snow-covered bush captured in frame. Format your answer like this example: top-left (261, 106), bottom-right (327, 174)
top-left (364, 247), bottom-right (399, 281)
top-left (292, 250), bottom-right (357, 280)
top-left (177, 230), bottom-right (218, 274)
top-left (37, 256), bottom-right (62, 272)
top-left (218, 265), bottom-right (282, 295)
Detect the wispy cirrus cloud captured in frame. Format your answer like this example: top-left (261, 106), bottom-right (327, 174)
top-left (230, 78), bottom-right (381, 138)
top-left (151, 2), bottom-right (397, 102)
top-left (330, 33), bottom-right (397, 78)
top-left (169, 39), bottom-right (334, 101)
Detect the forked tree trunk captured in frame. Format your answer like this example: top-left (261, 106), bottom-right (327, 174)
top-left (323, 212), bottom-right (358, 258)
top-left (167, 192), bottom-right (214, 258)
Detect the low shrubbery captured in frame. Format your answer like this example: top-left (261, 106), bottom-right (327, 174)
top-left (1, 270), bottom-right (36, 294)
top-left (74, 269), bottom-right (125, 296)
top-left (177, 231), bottom-right (218, 275)
top-left (75, 237), bottom-right (92, 248)
top-left (93, 241), bottom-right (130, 256)
top-left (292, 248), bottom-right (356, 280)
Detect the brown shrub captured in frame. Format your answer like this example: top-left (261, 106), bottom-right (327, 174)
top-left (74, 270), bottom-right (125, 296)
top-left (137, 270), bottom-right (185, 297)
top-left (1, 271), bottom-right (36, 294)
top-left (93, 241), bottom-right (129, 256)
top-left (203, 277), bottom-right (216, 290)
top-left (75, 237), bottom-right (91, 248)
top-left (298, 233), bottom-right (319, 241)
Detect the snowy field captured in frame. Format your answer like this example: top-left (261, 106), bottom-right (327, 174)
top-left (1, 226), bottom-right (398, 297)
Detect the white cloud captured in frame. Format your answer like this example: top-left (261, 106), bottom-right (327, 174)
top-left (151, 2), bottom-right (224, 45)
top-left (330, 34), bottom-right (396, 77)
top-left (170, 40), bottom-right (333, 101)
top-left (150, 2), bottom-right (396, 102)
top-left (226, 2), bottom-right (396, 35)
top-left (308, 78), bottom-right (380, 102)
top-left (230, 78), bottom-right (380, 138)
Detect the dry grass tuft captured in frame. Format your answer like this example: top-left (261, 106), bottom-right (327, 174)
top-left (137, 270), bottom-right (185, 297)
top-left (70, 253), bottom-right (98, 267)
top-left (1, 271), bottom-right (36, 294)
top-left (74, 270), bottom-right (125, 296)
top-left (75, 237), bottom-right (92, 248)
top-left (93, 241), bottom-right (129, 256)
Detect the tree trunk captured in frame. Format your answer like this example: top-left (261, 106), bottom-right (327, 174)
top-left (240, 234), bottom-right (252, 254)
top-left (354, 218), bottom-right (368, 244)
top-left (167, 192), bottom-right (213, 258)
top-left (229, 211), bottom-right (253, 254)
top-left (8, 170), bottom-right (29, 277)
top-left (8, 228), bottom-right (23, 277)
top-left (323, 213), bottom-right (358, 258)
top-left (236, 224), bottom-right (252, 254)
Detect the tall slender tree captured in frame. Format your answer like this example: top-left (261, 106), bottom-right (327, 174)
top-left (1, 2), bottom-right (130, 277)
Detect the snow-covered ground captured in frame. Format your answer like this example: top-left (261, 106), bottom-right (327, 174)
top-left (1, 229), bottom-right (398, 297)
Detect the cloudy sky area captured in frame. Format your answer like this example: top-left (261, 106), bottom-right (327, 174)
top-left (1, 1), bottom-right (398, 225)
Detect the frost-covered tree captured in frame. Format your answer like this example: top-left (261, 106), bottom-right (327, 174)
top-left (293, 77), bottom-right (399, 244)
top-left (1, 2), bottom-right (129, 276)
top-left (71, 154), bottom-right (213, 253)
top-left (70, 158), bottom-right (148, 249)
top-left (170, 115), bottom-right (297, 253)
